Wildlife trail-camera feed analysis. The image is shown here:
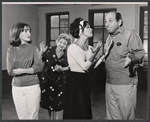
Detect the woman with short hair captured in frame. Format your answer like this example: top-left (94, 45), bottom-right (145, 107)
top-left (40, 33), bottom-right (72, 120)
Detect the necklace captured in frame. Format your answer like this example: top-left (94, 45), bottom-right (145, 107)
top-left (56, 48), bottom-right (64, 58)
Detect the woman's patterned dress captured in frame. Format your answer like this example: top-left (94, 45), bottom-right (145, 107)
top-left (40, 46), bottom-right (68, 111)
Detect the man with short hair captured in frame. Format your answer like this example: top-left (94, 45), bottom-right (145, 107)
top-left (104, 11), bottom-right (145, 120)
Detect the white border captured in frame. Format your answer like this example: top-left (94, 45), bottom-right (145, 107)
top-left (2, 2), bottom-right (148, 5)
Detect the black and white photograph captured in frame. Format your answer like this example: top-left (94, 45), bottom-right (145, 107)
top-left (2, 2), bottom-right (148, 120)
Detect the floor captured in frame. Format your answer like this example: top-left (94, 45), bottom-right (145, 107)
top-left (2, 87), bottom-right (148, 120)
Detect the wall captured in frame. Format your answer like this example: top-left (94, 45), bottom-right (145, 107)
top-left (2, 4), bottom-right (39, 93)
top-left (2, 4), bottom-right (39, 70)
top-left (38, 3), bottom-right (147, 46)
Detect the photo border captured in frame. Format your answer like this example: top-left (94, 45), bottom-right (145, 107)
top-left (1, 0), bottom-right (149, 122)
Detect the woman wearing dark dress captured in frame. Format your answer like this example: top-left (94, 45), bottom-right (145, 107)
top-left (40, 33), bottom-right (71, 120)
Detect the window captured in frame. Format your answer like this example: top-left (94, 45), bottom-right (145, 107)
top-left (139, 7), bottom-right (148, 68)
top-left (89, 9), bottom-right (116, 55)
top-left (46, 12), bottom-right (69, 46)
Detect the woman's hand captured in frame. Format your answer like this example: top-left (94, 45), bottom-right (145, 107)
top-left (105, 40), bottom-right (114, 56)
top-left (92, 41), bottom-right (102, 53)
top-left (13, 68), bottom-right (25, 75)
top-left (55, 65), bottom-right (64, 72)
top-left (40, 41), bottom-right (48, 54)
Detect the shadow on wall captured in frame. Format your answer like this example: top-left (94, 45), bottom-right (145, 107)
top-left (2, 70), bottom-right (12, 94)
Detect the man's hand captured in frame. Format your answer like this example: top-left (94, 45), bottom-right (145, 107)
top-left (123, 53), bottom-right (132, 68)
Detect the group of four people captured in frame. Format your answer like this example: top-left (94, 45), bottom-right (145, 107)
top-left (6, 11), bottom-right (145, 120)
